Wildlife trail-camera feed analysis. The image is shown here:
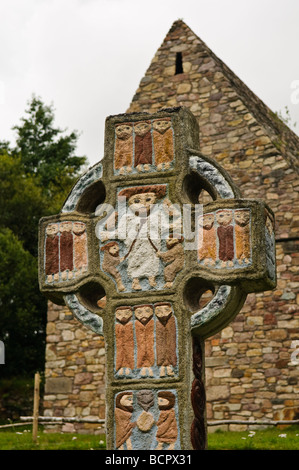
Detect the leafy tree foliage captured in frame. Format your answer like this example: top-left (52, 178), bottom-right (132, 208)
top-left (0, 96), bottom-right (87, 378)
top-left (0, 228), bottom-right (44, 376)
top-left (13, 96), bottom-right (86, 188)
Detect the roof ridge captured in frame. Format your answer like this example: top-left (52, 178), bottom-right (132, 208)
top-left (140, 20), bottom-right (299, 173)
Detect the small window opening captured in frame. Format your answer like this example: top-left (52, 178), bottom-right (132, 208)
top-left (175, 52), bottom-right (184, 75)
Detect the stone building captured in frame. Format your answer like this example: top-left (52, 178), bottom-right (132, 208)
top-left (43, 20), bottom-right (299, 433)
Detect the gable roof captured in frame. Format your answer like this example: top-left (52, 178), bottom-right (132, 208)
top-left (128, 20), bottom-right (299, 174)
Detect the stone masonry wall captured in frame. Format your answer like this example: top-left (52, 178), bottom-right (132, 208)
top-left (43, 301), bottom-right (105, 434)
top-left (43, 20), bottom-right (299, 432)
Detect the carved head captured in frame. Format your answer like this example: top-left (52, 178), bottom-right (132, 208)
top-left (155, 302), bottom-right (173, 324)
top-left (116, 392), bottom-right (133, 412)
top-left (216, 210), bottom-right (233, 226)
top-left (119, 185), bottom-right (166, 216)
top-left (128, 192), bottom-right (157, 216)
top-left (198, 213), bottom-right (215, 230)
top-left (115, 123), bottom-right (133, 140)
top-left (134, 121), bottom-right (151, 137)
top-left (115, 306), bottom-right (133, 324)
top-left (60, 221), bottom-right (72, 233)
top-left (46, 223), bottom-right (59, 237)
top-left (153, 119), bottom-right (171, 134)
top-left (137, 390), bottom-right (154, 411)
top-left (101, 241), bottom-right (119, 256)
top-left (157, 391), bottom-right (175, 410)
top-left (166, 234), bottom-right (184, 250)
top-left (134, 304), bottom-right (154, 325)
top-left (72, 222), bottom-right (86, 235)
top-left (234, 210), bottom-right (250, 227)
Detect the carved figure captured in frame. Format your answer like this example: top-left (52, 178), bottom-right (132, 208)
top-left (115, 307), bottom-right (134, 376)
top-left (134, 121), bottom-right (152, 171)
top-left (101, 241), bottom-right (125, 292)
top-left (45, 223), bottom-right (59, 282)
top-left (73, 222), bottom-right (88, 275)
top-left (134, 304), bottom-right (155, 377)
top-left (117, 185), bottom-right (166, 291)
top-left (155, 303), bottom-right (177, 377)
top-left (198, 213), bottom-right (217, 266)
top-left (59, 221), bottom-right (74, 280)
top-left (153, 119), bottom-right (174, 170)
top-left (157, 235), bottom-right (184, 288)
top-left (156, 391), bottom-right (178, 450)
top-left (115, 392), bottom-right (136, 450)
top-left (136, 390), bottom-right (155, 433)
top-left (114, 123), bottom-right (133, 174)
top-left (234, 209), bottom-right (251, 264)
top-left (216, 209), bottom-right (234, 267)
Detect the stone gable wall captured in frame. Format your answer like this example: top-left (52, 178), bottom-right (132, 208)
top-left (43, 20), bottom-right (299, 432)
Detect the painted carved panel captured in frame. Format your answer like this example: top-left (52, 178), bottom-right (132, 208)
top-left (99, 184), bottom-right (184, 292)
top-left (114, 302), bottom-right (178, 379)
top-left (198, 208), bottom-right (252, 268)
top-left (44, 221), bottom-right (88, 283)
top-left (114, 389), bottom-right (180, 450)
top-left (113, 118), bottom-right (175, 175)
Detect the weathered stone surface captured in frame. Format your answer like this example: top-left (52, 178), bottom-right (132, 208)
top-left (207, 385), bottom-right (230, 401)
top-left (74, 372), bottom-right (93, 385)
top-left (45, 377), bottom-right (73, 394)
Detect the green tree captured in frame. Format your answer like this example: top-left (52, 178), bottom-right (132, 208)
top-left (0, 96), bottom-right (87, 379)
top-left (0, 152), bottom-right (46, 256)
top-left (13, 95), bottom-right (86, 188)
top-left (0, 228), bottom-right (44, 376)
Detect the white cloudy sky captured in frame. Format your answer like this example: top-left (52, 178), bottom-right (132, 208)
top-left (1, 0), bottom-right (299, 166)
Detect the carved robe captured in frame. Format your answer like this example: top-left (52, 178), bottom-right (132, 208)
top-left (135, 318), bottom-right (154, 368)
top-left (198, 227), bottom-right (217, 262)
top-left (156, 409), bottom-right (178, 444)
top-left (123, 214), bottom-right (160, 280)
top-left (45, 235), bottom-right (59, 275)
top-left (60, 231), bottom-right (73, 272)
top-left (114, 135), bottom-right (133, 170)
top-left (217, 225), bottom-right (234, 261)
top-left (115, 408), bottom-right (135, 448)
top-left (235, 224), bottom-right (250, 260)
top-left (115, 322), bottom-right (134, 371)
top-left (156, 316), bottom-right (177, 367)
top-left (134, 130), bottom-right (152, 166)
top-left (73, 230), bottom-right (88, 271)
top-left (102, 251), bottom-right (122, 280)
top-left (159, 243), bottom-right (184, 282)
top-left (153, 127), bottom-right (174, 166)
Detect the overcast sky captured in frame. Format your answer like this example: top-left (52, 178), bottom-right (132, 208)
top-left (1, 0), bottom-right (299, 166)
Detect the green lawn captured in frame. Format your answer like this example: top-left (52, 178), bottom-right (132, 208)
top-left (208, 426), bottom-right (299, 450)
top-left (0, 425), bottom-right (298, 450)
top-left (0, 426), bottom-right (106, 450)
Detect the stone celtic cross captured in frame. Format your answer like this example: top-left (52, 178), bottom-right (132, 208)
top-left (38, 107), bottom-right (276, 450)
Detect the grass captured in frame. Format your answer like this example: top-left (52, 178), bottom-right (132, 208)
top-left (0, 425), bottom-right (298, 450)
top-left (208, 425), bottom-right (299, 450)
top-left (0, 426), bottom-right (106, 450)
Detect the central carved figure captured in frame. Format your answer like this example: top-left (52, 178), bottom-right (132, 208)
top-left (100, 184), bottom-right (183, 292)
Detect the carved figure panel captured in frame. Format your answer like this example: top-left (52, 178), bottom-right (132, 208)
top-left (198, 208), bottom-right (252, 268)
top-left (113, 118), bottom-right (175, 175)
top-left (99, 184), bottom-right (184, 292)
top-left (44, 221), bottom-right (88, 283)
top-left (114, 302), bottom-right (178, 379)
top-left (114, 389), bottom-right (180, 450)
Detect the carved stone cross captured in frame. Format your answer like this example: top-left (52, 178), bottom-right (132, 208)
top-left (38, 107), bottom-right (276, 450)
